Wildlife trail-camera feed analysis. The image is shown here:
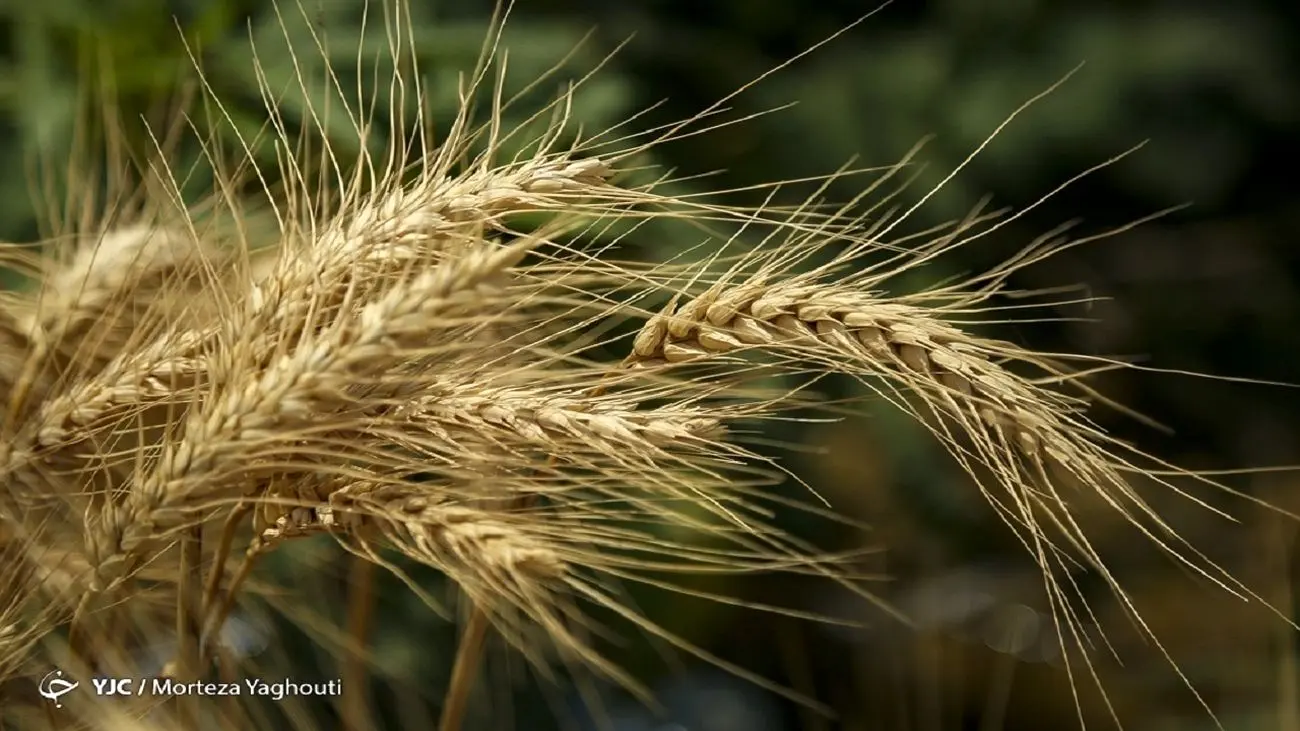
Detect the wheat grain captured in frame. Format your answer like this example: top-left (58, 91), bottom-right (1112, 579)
top-left (19, 158), bottom-right (613, 465)
top-left (332, 482), bottom-right (567, 582)
top-left (400, 386), bottom-right (726, 454)
top-left (22, 226), bottom-right (207, 352)
top-left (620, 279), bottom-right (1188, 578)
top-left (627, 282), bottom-right (1078, 453)
top-left (33, 328), bottom-right (208, 451)
top-left (87, 237), bottom-right (543, 591)
top-left (242, 157), bottom-right (612, 350)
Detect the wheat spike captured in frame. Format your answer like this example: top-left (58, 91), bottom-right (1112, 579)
top-left (87, 238), bottom-right (543, 591)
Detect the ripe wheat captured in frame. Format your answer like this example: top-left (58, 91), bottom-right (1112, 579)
top-left (0, 2), bottom-right (1292, 730)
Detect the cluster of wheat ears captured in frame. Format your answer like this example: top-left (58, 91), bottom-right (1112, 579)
top-left (0, 3), bottom-right (1294, 730)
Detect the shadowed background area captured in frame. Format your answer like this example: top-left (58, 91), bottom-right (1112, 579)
top-left (2, 0), bottom-right (1299, 729)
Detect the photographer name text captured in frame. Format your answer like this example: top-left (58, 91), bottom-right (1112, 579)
top-left (92, 677), bottom-right (342, 700)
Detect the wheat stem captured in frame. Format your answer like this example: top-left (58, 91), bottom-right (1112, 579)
top-left (340, 555), bottom-right (376, 731)
top-left (437, 608), bottom-right (491, 731)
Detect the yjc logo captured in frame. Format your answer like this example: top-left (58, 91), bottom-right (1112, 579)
top-left (92, 677), bottom-right (134, 695)
top-left (37, 670), bottom-right (79, 708)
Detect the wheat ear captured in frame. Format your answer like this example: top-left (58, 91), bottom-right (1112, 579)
top-left (87, 238), bottom-right (541, 591)
top-left (19, 158), bottom-right (612, 461)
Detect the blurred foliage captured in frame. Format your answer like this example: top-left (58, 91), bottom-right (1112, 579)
top-left (4, 0), bottom-right (1300, 729)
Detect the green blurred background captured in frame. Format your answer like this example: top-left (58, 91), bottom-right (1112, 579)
top-left (4, 0), bottom-right (1300, 729)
